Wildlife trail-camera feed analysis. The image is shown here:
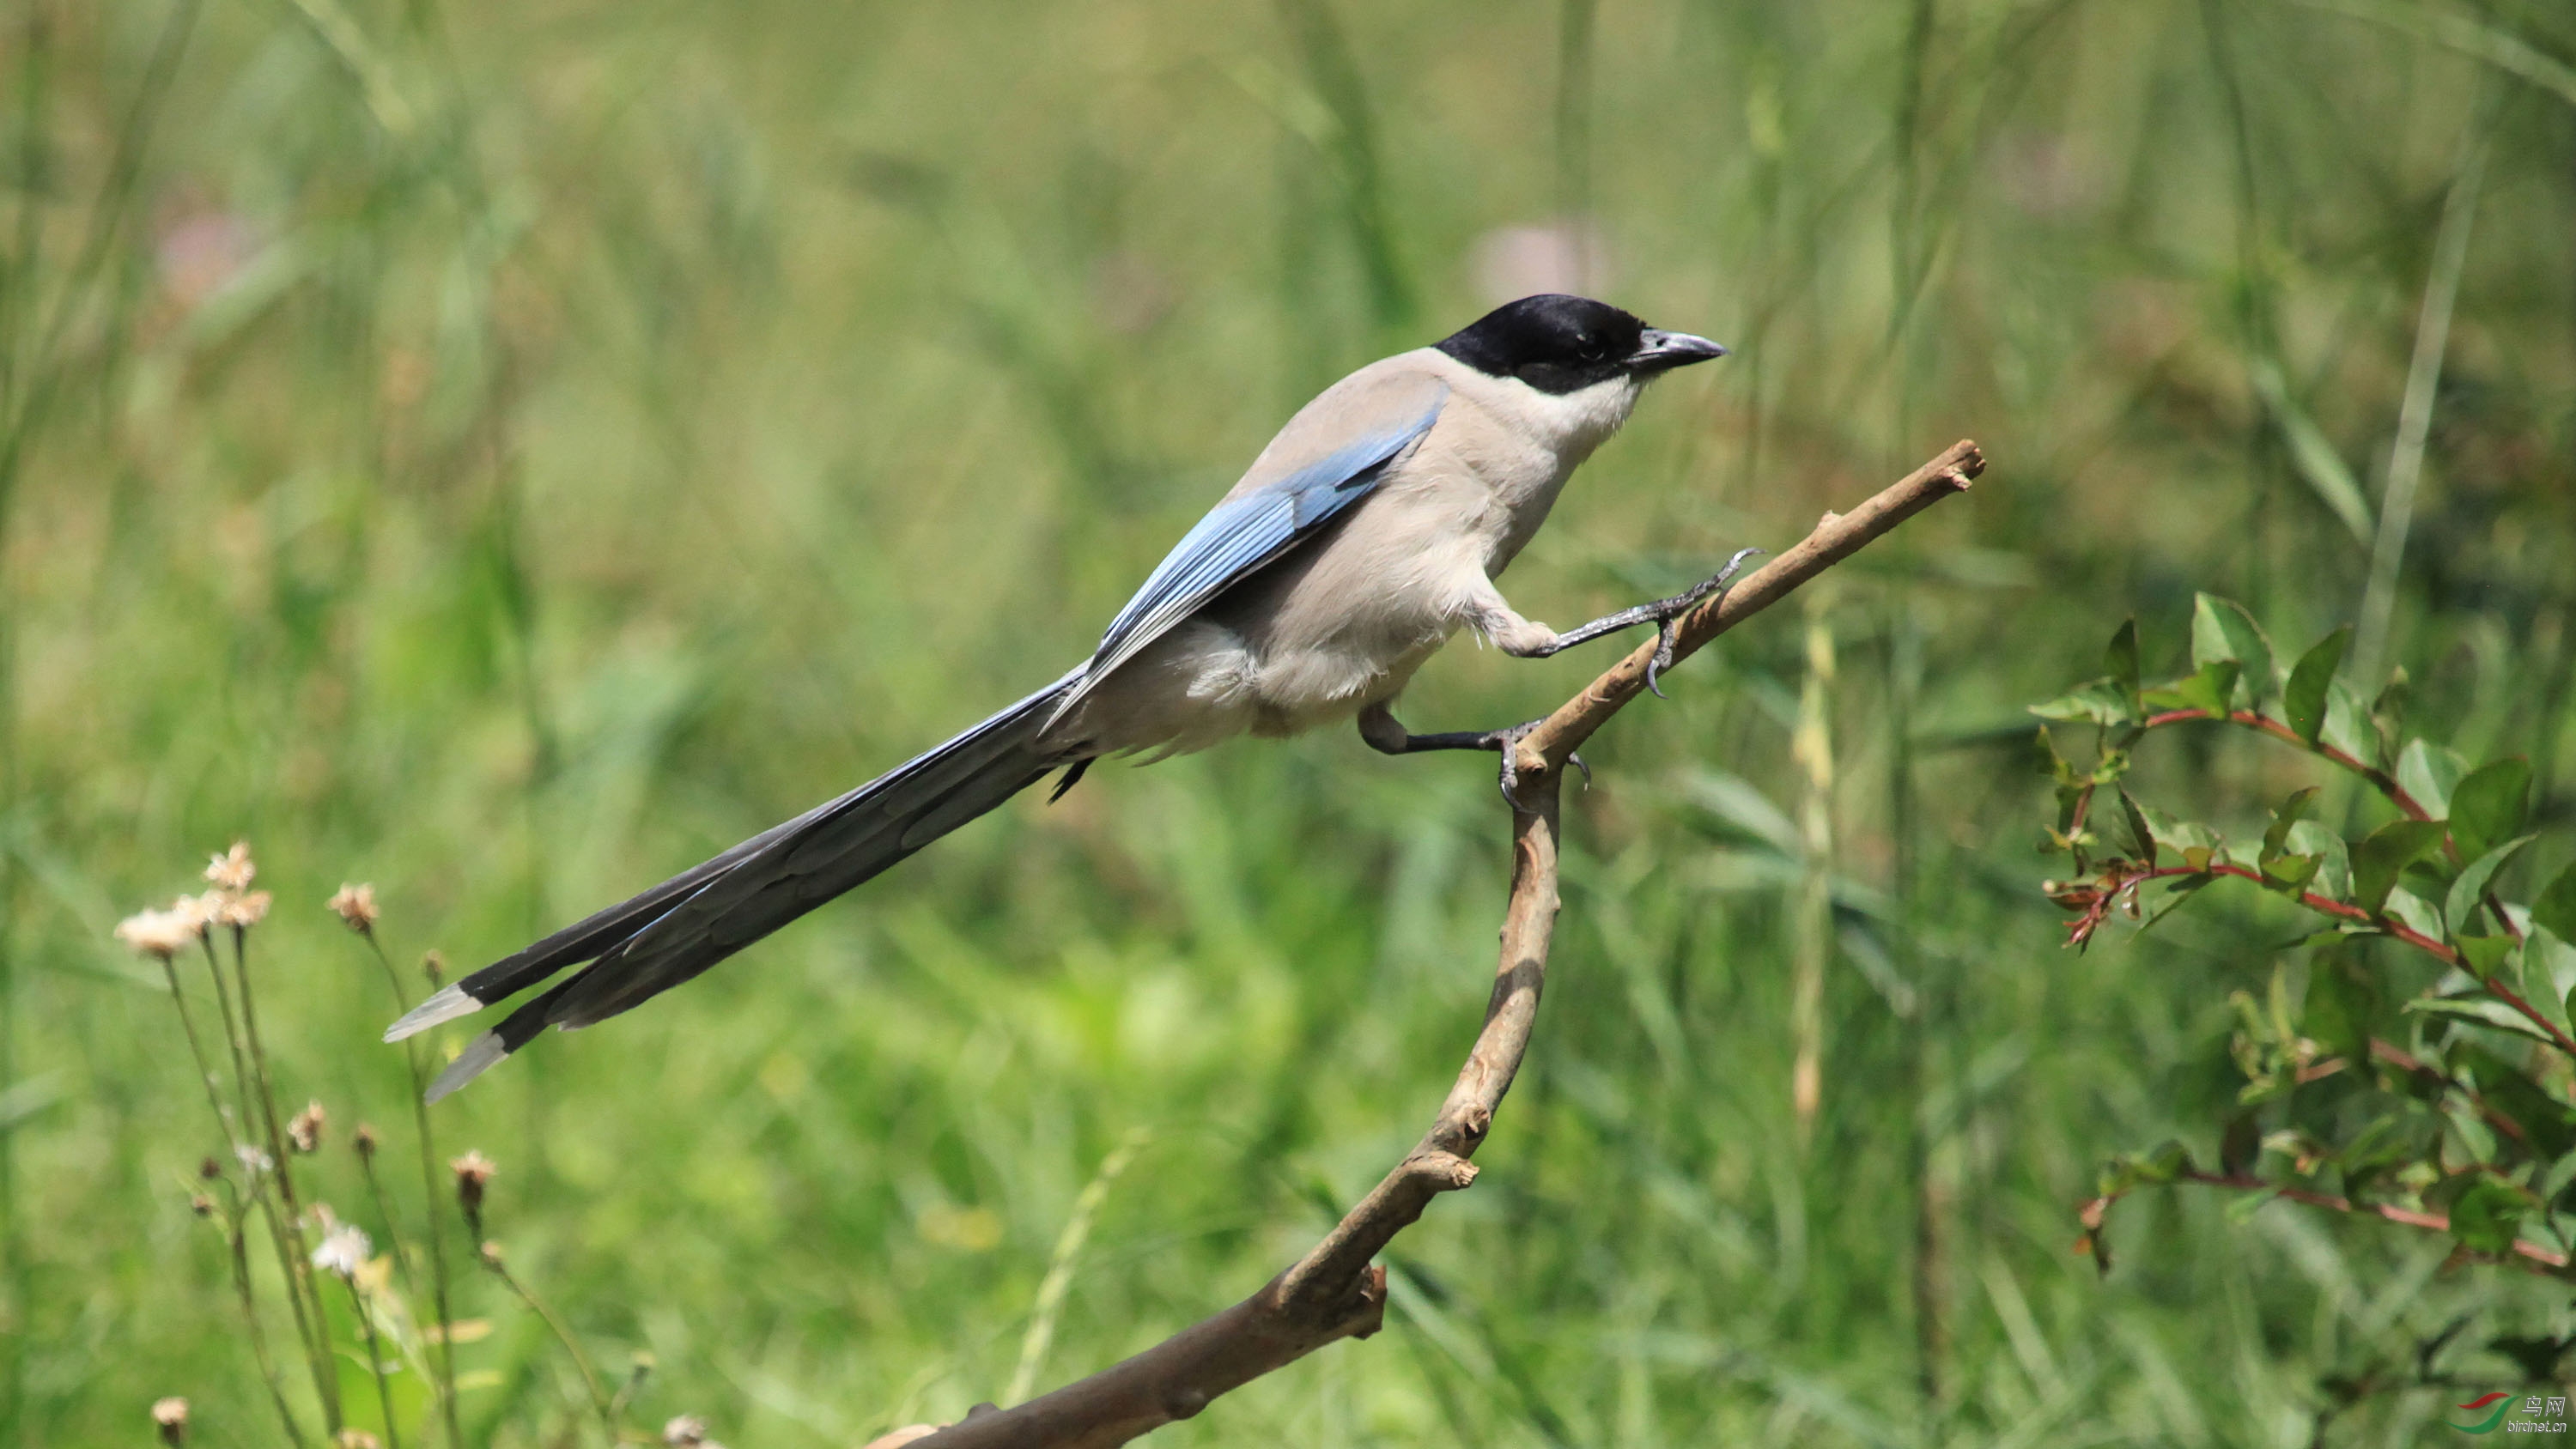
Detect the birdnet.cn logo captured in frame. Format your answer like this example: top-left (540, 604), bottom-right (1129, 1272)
top-left (2452, 1393), bottom-right (2570, 1434)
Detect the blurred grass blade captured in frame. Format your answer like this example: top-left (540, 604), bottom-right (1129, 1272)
top-left (2289, 0), bottom-right (2576, 108)
top-left (282, 0), bottom-right (417, 136)
top-left (2354, 85), bottom-right (2494, 680)
top-left (0, 1073), bottom-right (61, 1134)
top-left (2248, 361), bottom-right (2372, 543)
top-left (1005, 1128), bottom-right (1148, 1406)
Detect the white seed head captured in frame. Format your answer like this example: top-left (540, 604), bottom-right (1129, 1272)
top-left (214, 890), bottom-right (272, 929)
top-left (327, 882), bottom-right (380, 931)
top-left (289, 1101), bottom-right (326, 1154)
top-left (313, 1222), bottom-right (372, 1279)
top-left (114, 909), bottom-right (197, 959)
top-left (205, 841), bottom-right (257, 893)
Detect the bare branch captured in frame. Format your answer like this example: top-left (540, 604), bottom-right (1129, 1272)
top-left (890, 441), bottom-right (1985, 1449)
top-left (1516, 440), bottom-right (1985, 779)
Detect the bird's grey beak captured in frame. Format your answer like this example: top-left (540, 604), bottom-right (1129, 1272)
top-left (1628, 329), bottom-right (1729, 373)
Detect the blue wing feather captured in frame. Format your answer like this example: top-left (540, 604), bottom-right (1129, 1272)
top-left (1052, 388), bottom-right (1444, 725)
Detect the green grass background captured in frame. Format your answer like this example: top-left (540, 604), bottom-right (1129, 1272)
top-left (5, 0), bottom-right (2575, 1443)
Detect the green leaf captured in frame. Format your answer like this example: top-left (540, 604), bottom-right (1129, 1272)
top-left (2160, 658), bottom-right (2240, 718)
top-left (2029, 678), bottom-right (2136, 726)
top-left (2458, 1043), bottom-right (2576, 1157)
top-left (2249, 361), bottom-right (2375, 543)
top-left (2353, 819), bottom-right (2448, 915)
top-left (2138, 873), bottom-right (2214, 933)
top-left (2190, 594), bottom-right (2274, 706)
top-left (2320, 679), bottom-right (2373, 765)
top-left (2138, 1139), bottom-right (2191, 1184)
top-left (2285, 820), bottom-right (2351, 900)
top-left (2372, 668), bottom-right (2410, 756)
top-left (2386, 885), bottom-right (2445, 943)
top-left (2262, 854), bottom-right (2320, 894)
top-left (2444, 834), bottom-right (2537, 941)
top-left (2028, 727), bottom-right (2072, 785)
top-left (2103, 789), bottom-right (2156, 864)
top-left (2105, 618), bottom-right (2141, 712)
top-left (2138, 803), bottom-right (2217, 852)
top-left (2336, 1119), bottom-right (2421, 1197)
top-left (2396, 738), bottom-right (2467, 820)
top-left (2447, 758), bottom-right (2532, 863)
top-left (2454, 935), bottom-right (2516, 978)
top-left (2403, 996), bottom-right (2562, 1049)
top-left (2281, 626), bottom-right (2350, 747)
top-left (2534, 864), bottom-right (2576, 945)
top-left (2448, 1177), bottom-right (2530, 1256)
top-left (2219, 1112), bottom-right (2263, 1175)
top-left (2492, 1337), bottom-right (2575, 1383)
top-left (2303, 948), bottom-right (2379, 1059)
top-left (2222, 1185), bottom-right (2284, 1222)
top-left (2263, 786), bottom-right (2319, 864)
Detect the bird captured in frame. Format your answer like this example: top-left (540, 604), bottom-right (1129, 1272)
top-left (386, 293), bottom-right (1745, 1100)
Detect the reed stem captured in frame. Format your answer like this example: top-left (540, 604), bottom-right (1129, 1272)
top-left (228, 926), bottom-right (343, 1428)
top-left (363, 931), bottom-right (464, 1449)
top-left (342, 1274), bottom-right (406, 1449)
top-left (483, 1251), bottom-right (618, 1443)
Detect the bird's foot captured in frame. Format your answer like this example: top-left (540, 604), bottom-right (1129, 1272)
top-left (1637, 546), bottom-right (1765, 697)
top-left (1359, 705), bottom-right (1583, 808)
top-left (1479, 718), bottom-right (1587, 809)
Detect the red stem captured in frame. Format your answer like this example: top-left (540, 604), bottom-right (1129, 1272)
top-left (2140, 708), bottom-right (2432, 819)
top-left (2134, 864), bottom-right (2576, 1056)
top-left (2139, 705), bottom-right (2528, 942)
top-left (2177, 1170), bottom-right (2567, 1271)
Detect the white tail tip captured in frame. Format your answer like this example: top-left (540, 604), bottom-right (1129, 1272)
top-left (384, 983), bottom-right (482, 1043)
top-left (423, 1032), bottom-right (508, 1103)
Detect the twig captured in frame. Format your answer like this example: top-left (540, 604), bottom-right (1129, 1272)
top-left (2139, 705), bottom-right (2524, 943)
top-left (893, 442), bottom-right (1985, 1449)
top-left (2366, 1038), bottom-right (2530, 1146)
top-left (2118, 863), bottom-right (2576, 1055)
top-left (2138, 708), bottom-right (2429, 819)
top-left (2294, 1039), bottom-right (2535, 1145)
top-left (1521, 440), bottom-right (1984, 777)
top-left (2172, 1169), bottom-right (2566, 1274)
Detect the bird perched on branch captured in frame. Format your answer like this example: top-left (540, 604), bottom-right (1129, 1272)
top-left (388, 294), bottom-right (1745, 1100)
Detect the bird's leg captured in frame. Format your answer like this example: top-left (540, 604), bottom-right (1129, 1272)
top-left (1358, 703), bottom-right (1586, 807)
top-left (1486, 546), bottom-right (1765, 697)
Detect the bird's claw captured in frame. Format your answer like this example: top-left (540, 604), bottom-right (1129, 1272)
top-left (1471, 718), bottom-right (1573, 809)
top-left (1641, 546), bottom-right (1765, 698)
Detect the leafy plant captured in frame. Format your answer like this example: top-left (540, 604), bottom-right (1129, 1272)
top-left (2034, 596), bottom-right (2576, 1284)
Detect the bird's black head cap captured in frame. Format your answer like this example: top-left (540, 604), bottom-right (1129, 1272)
top-left (1435, 294), bottom-right (1727, 396)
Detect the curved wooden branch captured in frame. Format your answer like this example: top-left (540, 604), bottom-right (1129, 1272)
top-left (878, 440), bottom-right (1986, 1449)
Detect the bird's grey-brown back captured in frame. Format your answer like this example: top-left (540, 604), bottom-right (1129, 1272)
top-left (1056, 305), bottom-right (1684, 757)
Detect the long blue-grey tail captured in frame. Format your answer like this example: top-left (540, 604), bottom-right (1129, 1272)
top-left (386, 666), bottom-right (1087, 1100)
